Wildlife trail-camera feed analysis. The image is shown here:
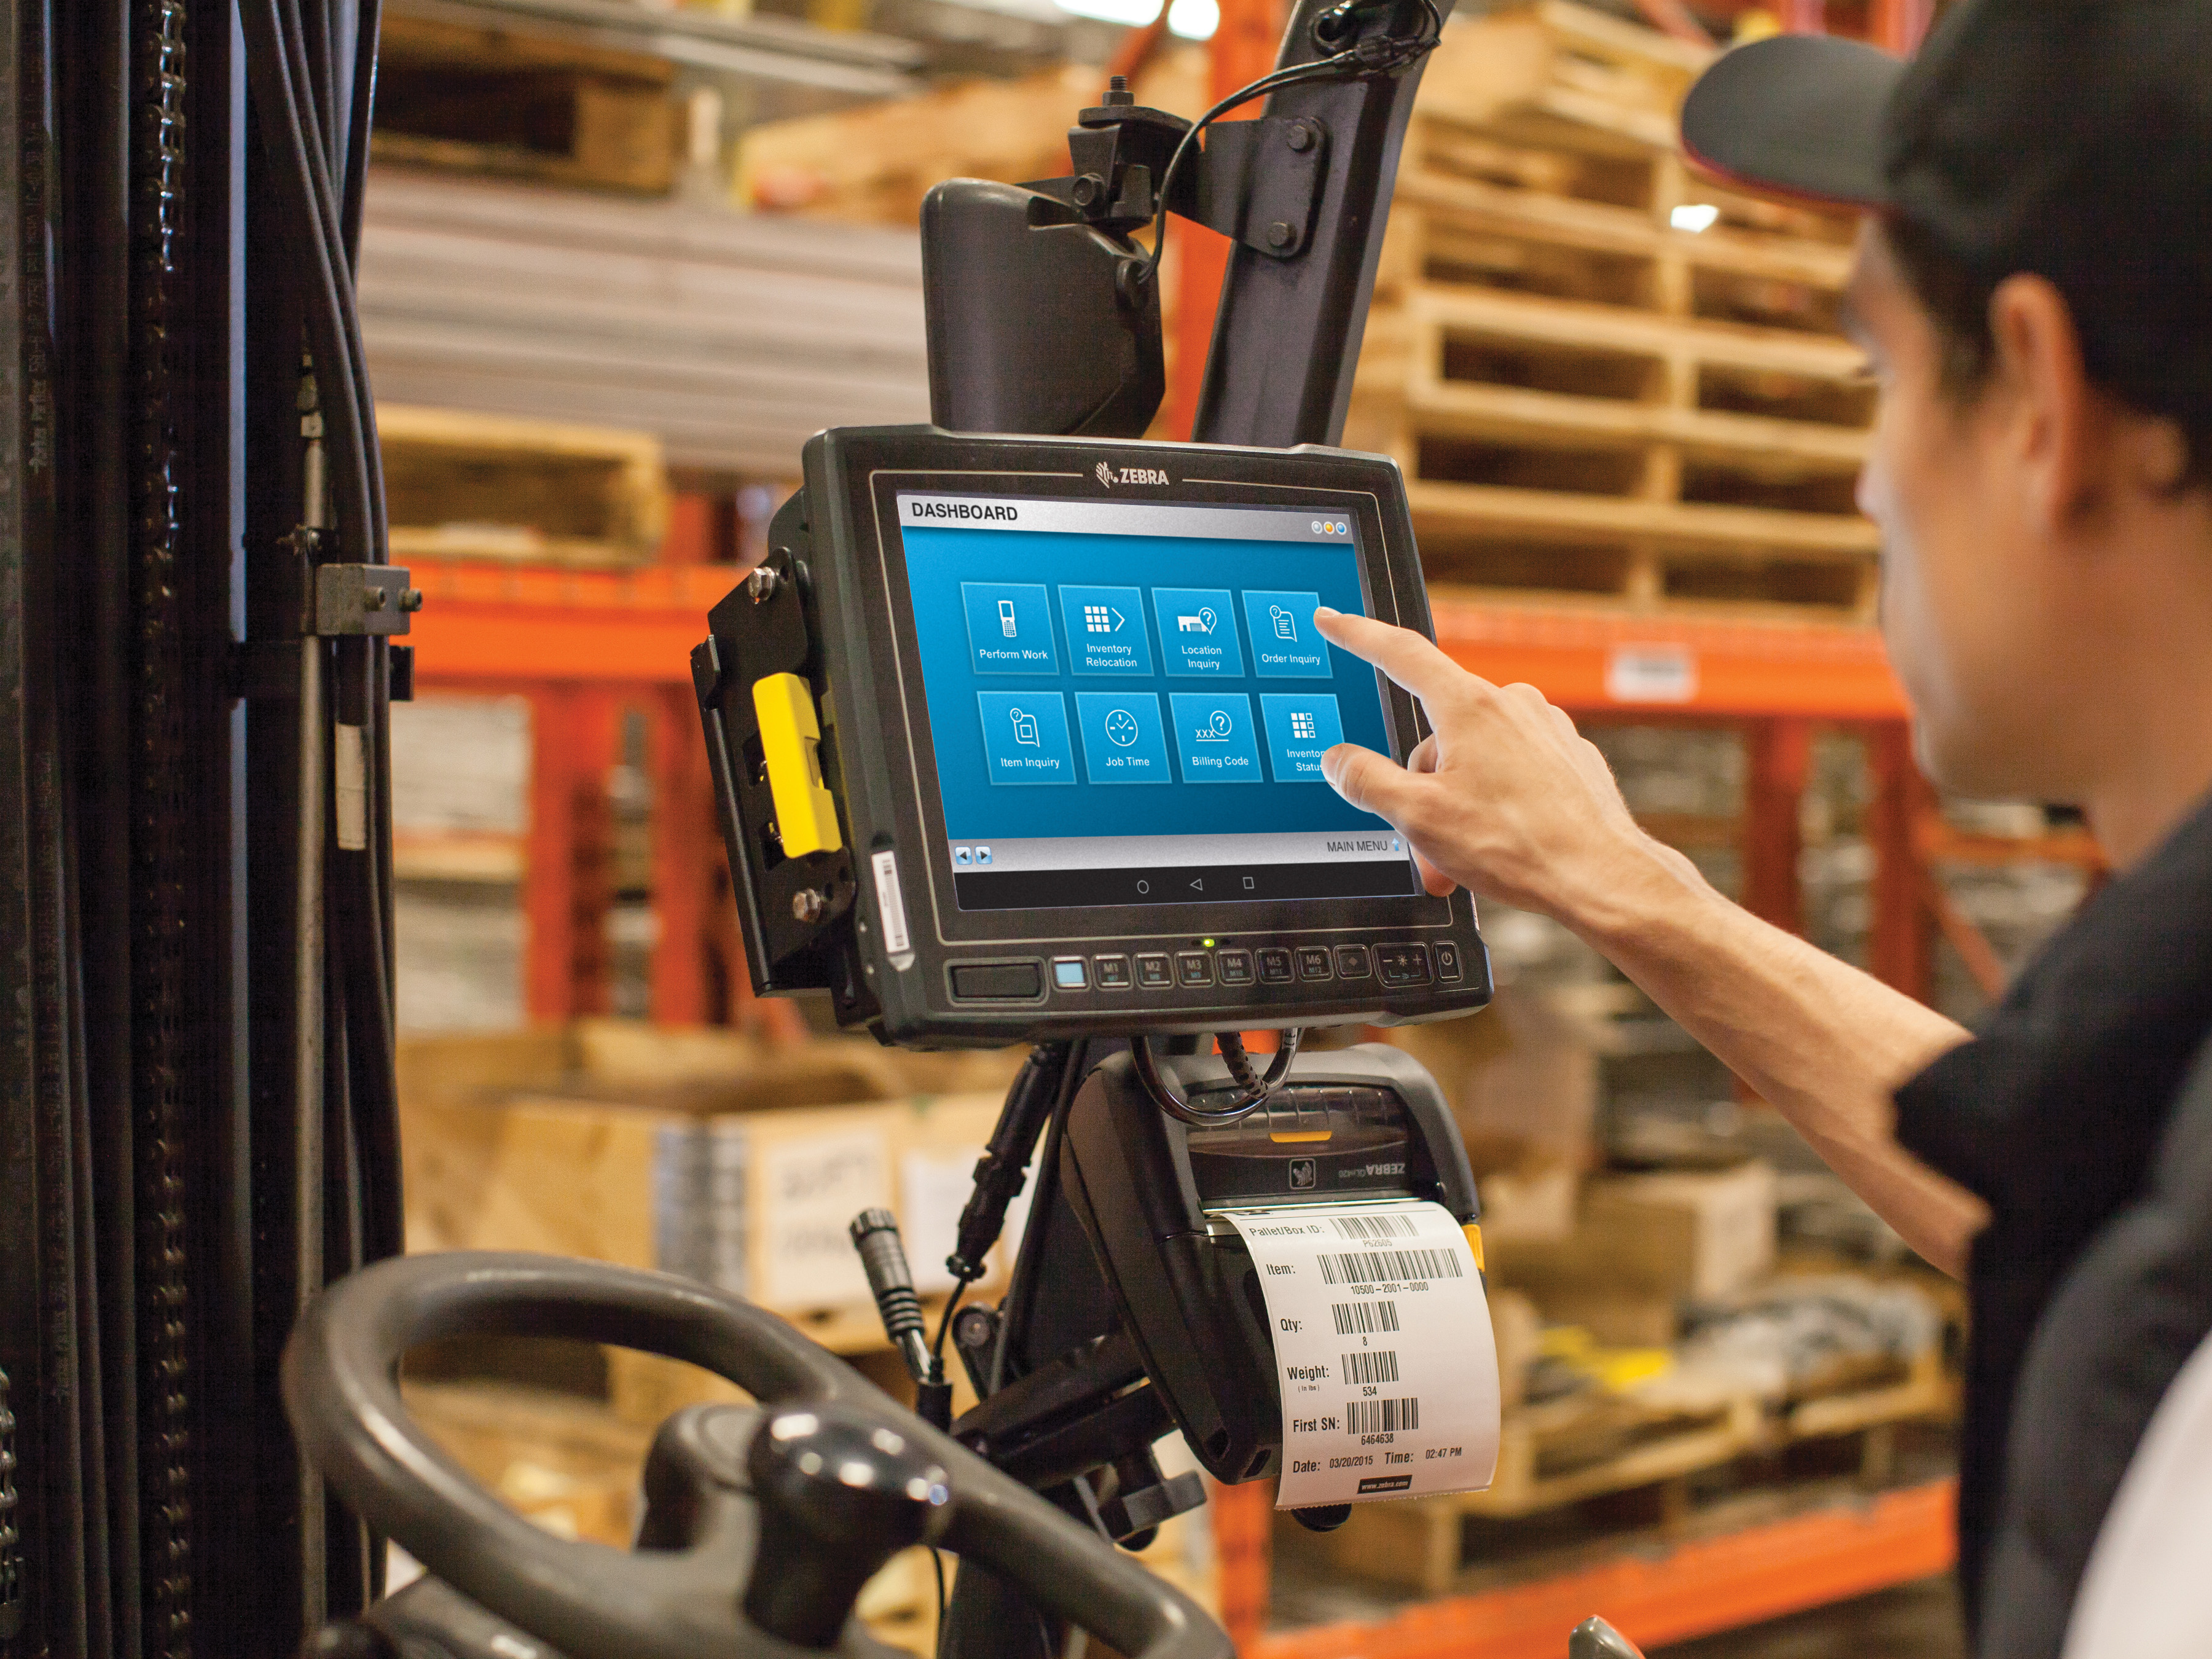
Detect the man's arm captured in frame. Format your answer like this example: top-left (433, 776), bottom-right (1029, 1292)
top-left (1314, 608), bottom-right (1990, 1277)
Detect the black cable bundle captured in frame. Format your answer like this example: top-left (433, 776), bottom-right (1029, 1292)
top-left (240, 0), bottom-right (399, 1623)
top-left (239, 0), bottom-right (402, 1279)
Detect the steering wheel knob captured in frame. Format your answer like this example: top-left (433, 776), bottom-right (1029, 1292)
top-left (743, 1404), bottom-right (953, 1647)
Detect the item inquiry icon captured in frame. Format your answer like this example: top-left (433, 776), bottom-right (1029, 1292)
top-left (1269, 605), bottom-right (1298, 641)
top-left (1008, 708), bottom-right (1041, 747)
top-left (1175, 608), bottom-right (1218, 635)
top-left (1193, 710), bottom-right (1234, 743)
top-left (1103, 708), bottom-right (1142, 748)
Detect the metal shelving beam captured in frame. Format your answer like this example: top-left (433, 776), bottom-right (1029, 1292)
top-left (386, 0), bottom-right (924, 94)
top-left (1243, 1479), bottom-right (1958, 1659)
top-left (402, 557), bottom-right (1911, 718)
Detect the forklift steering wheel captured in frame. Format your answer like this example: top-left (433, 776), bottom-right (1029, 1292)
top-left (283, 1252), bottom-right (1231, 1659)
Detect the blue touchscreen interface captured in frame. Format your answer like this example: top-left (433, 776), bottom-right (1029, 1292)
top-left (893, 492), bottom-right (1419, 911)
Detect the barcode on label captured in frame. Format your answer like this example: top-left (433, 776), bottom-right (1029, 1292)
top-left (1343, 1350), bottom-right (1400, 1386)
top-left (1332, 1300), bottom-right (1401, 1335)
top-left (1332, 1212), bottom-right (1419, 1242)
top-left (1347, 1397), bottom-right (1421, 1434)
top-left (1319, 1248), bottom-right (1463, 1287)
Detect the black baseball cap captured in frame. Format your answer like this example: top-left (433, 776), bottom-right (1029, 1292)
top-left (1680, 0), bottom-right (2212, 429)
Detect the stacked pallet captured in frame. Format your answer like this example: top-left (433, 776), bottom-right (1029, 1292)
top-left (375, 15), bottom-right (682, 195)
top-left (380, 404), bottom-right (671, 568)
top-left (1349, 2), bottom-right (1877, 618)
top-left (359, 170), bottom-right (928, 474)
top-left (734, 50), bottom-right (1207, 223)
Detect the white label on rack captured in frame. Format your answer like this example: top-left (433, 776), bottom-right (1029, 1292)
top-left (1225, 1200), bottom-right (1500, 1508)
top-left (1606, 643), bottom-right (1698, 705)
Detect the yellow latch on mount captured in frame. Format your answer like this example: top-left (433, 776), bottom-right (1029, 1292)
top-left (751, 672), bottom-right (842, 858)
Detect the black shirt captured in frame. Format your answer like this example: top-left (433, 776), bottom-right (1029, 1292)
top-left (1893, 790), bottom-right (2212, 1648)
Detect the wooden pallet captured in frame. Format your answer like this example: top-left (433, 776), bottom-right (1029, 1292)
top-left (1317, 1349), bottom-right (1953, 1595)
top-left (1351, 2), bottom-right (1876, 619)
top-left (379, 404), bottom-right (670, 568)
top-left (373, 16), bottom-right (681, 195)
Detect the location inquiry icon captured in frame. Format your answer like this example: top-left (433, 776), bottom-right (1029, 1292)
top-left (1194, 710), bottom-right (1234, 743)
top-left (1104, 708), bottom-right (1142, 748)
top-left (1175, 608), bottom-right (1218, 635)
top-left (1269, 605), bottom-right (1298, 641)
top-left (1009, 708), bottom-right (1040, 747)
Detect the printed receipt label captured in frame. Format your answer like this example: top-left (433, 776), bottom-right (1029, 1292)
top-left (1226, 1199), bottom-right (1500, 1508)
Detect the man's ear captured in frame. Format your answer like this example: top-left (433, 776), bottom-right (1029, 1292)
top-left (1986, 273), bottom-right (2100, 533)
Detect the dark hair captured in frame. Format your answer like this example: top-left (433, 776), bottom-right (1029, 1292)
top-left (1883, 213), bottom-right (2212, 492)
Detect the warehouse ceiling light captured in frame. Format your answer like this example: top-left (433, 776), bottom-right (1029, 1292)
top-left (1167, 0), bottom-right (1219, 37)
top-left (1050, 0), bottom-right (1215, 34)
top-left (1052, 0), bottom-right (1166, 23)
top-left (1670, 202), bottom-right (1722, 232)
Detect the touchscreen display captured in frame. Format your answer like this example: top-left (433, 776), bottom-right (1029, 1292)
top-left (893, 492), bottom-right (1419, 911)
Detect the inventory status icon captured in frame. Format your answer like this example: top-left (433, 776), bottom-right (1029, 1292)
top-left (1290, 710), bottom-right (1317, 740)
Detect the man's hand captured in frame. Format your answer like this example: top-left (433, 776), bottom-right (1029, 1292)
top-left (1313, 606), bottom-right (1985, 1276)
top-left (1314, 608), bottom-right (1687, 922)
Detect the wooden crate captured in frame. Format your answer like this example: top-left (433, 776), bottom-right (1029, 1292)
top-left (1350, 2), bottom-right (1877, 619)
top-left (1316, 1344), bottom-right (1953, 1594)
top-left (735, 51), bottom-right (1206, 225)
top-left (407, 1381), bottom-right (654, 1548)
top-left (1320, 1387), bottom-right (1763, 1593)
top-left (373, 16), bottom-right (680, 195)
top-left (378, 404), bottom-right (670, 568)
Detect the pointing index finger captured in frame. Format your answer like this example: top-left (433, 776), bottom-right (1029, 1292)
top-left (1314, 608), bottom-right (1483, 705)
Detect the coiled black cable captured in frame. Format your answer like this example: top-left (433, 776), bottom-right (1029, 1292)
top-left (1141, 0), bottom-right (1442, 286)
top-left (1131, 1029), bottom-right (1303, 1125)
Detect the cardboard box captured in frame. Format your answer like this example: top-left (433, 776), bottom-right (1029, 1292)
top-left (1490, 1159), bottom-right (1777, 1303)
top-left (402, 1089), bottom-right (1013, 1314)
top-left (1384, 988), bottom-right (1599, 1187)
top-left (1585, 1162), bottom-right (1778, 1300)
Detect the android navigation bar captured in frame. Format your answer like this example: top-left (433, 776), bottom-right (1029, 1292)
top-left (952, 856), bottom-right (1417, 910)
